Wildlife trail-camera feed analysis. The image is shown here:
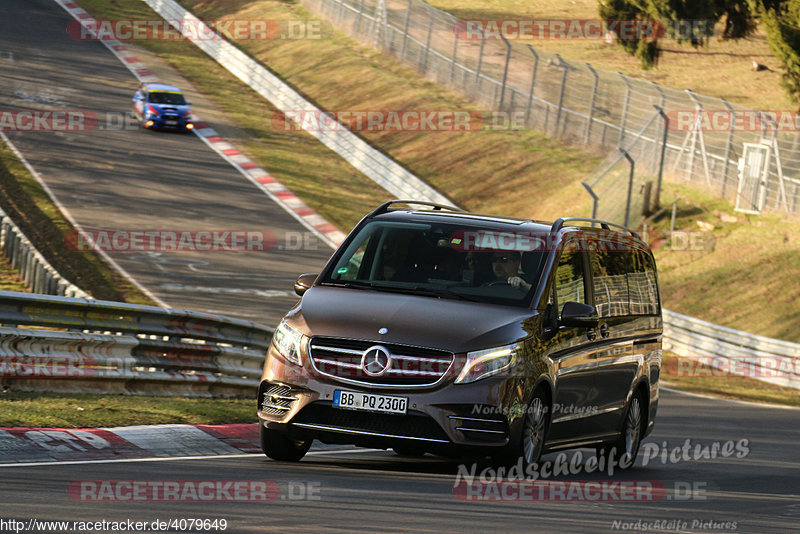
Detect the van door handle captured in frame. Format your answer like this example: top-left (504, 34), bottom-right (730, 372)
top-left (600, 324), bottom-right (609, 338)
top-left (586, 328), bottom-right (597, 341)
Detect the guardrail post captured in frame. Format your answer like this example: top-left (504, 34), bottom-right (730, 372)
top-left (584, 62), bottom-right (599, 145)
top-left (618, 72), bottom-right (631, 146)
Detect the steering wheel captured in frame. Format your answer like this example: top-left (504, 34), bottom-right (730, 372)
top-left (486, 279), bottom-right (511, 286)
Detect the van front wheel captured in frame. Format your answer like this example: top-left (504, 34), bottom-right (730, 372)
top-left (260, 424), bottom-right (312, 462)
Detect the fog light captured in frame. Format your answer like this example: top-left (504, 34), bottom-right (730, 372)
top-left (186, 123), bottom-right (194, 130)
top-left (145, 120), bottom-right (154, 128)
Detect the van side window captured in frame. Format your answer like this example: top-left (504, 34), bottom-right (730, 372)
top-left (590, 249), bottom-right (631, 317)
top-left (555, 245), bottom-right (586, 306)
top-left (628, 250), bottom-right (660, 315)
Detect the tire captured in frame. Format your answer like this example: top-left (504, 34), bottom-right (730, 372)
top-left (598, 390), bottom-right (644, 470)
top-left (392, 444), bottom-right (426, 457)
top-left (493, 388), bottom-right (549, 467)
top-left (260, 424), bottom-right (312, 462)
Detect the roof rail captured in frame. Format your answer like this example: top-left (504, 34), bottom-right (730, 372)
top-left (551, 217), bottom-right (638, 237)
top-left (368, 200), bottom-right (463, 217)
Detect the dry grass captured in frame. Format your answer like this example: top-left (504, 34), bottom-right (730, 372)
top-left (427, 0), bottom-right (792, 110)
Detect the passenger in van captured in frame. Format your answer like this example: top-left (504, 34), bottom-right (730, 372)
top-left (489, 251), bottom-right (532, 291)
top-left (465, 252), bottom-right (493, 285)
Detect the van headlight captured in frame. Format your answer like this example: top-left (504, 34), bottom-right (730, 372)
top-left (455, 342), bottom-right (519, 384)
top-left (271, 319), bottom-right (305, 366)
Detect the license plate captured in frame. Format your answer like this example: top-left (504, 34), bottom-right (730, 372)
top-left (165, 120), bottom-right (178, 125)
top-left (333, 390), bottom-right (407, 415)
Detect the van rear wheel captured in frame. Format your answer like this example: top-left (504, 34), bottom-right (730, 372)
top-left (260, 424), bottom-right (311, 462)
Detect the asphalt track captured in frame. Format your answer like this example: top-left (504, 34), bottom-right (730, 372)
top-left (1, 1), bottom-right (799, 533)
top-left (0, 390), bottom-right (798, 533)
top-left (0, 0), bottom-right (335, 324)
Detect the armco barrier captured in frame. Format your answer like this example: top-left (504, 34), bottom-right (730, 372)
top-left (142, 0), bottom-right (456, 208)
top-left (0, 290), bottom-right (270, 397)
top-left (663, 309), bottom-right (800, 390)
top-left (0, 207), bottom-right (89, 299)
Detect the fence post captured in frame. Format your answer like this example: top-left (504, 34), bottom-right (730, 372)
top-left (475, 30), bottom-right (486, 93)
top-left (400, 0), bottom-right (412, 60)
top-left (584, 62), bottom-right (598, 145)
top-left (582, 182), bottom-right (599, 220)
top-left (525, 45), bottom-right (539, 127)
top-left (621, 148), bottom-right (635, 228)
top-left (450, 21), bottom-right (459, 82)
top-left (654, 106), bottom-right (669, 210)
top-left (721, 98), bottom-right (735, 199)
top-left (618, 72), bottom-right (631, 146)
top-left (421, 4), bottom-right (434, 72)
top-left (498, 36), bottom-right (512, 110)
top-left (554, 55), bottom-right (568, 138)
top-left (686, 89), bottom-right (712, 186)
top-left (354, 0), bottom-right (366, 36)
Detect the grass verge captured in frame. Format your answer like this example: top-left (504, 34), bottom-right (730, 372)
top-left (0, 141), bottom-right (155, 303)
top-left (662, 353), bottom-right (799, 408)
top-left (0, 392), bottom-right (255, 428)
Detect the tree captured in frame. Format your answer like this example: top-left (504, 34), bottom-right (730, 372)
top-left (598, 0), bottom-right (759, 68)
top-left (755, 1), bottom-right (800, 103)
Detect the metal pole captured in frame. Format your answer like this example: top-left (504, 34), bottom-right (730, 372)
top-left (618, 72), bottom-right (631, 146)
top-left (721, 98), bottom-right (735, 199)
top-left (354, 0), bottom-right (366, 36)
top-left (450, 24), bottom-right (459, 82)
top-left (498, 36), bottom-right (512, 110)
top-left (400, 0), bottom-right (412, 60)
top-left (582, 182), bottom-right (599, 220)
top-left (584, 62), bottom-right (598, 145)
top-left (525, 45), bottom-right (539, 127)
top-left (421, 5), bottom-right (434, 72)
top-left (622, 148), bottom-right (635, 228)
top-left (475, 31), bottom-right (486, 92)
top-left (554, 54), bottom-right (568, 137)
top-left (654, 105), bottom-right (669, 210)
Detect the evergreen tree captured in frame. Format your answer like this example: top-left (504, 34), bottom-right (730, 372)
top-left (755, 1), bottom-right (800, 102)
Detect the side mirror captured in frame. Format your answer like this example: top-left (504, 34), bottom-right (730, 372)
top-left (559, 301), bottom-right (599, 328)
top-left (294, 273), bottom-right (318, 297)
top-left (185, 99), bottom-right (193, 105)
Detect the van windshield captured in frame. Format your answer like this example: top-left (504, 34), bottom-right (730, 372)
top-left (321, 220), bottom-right (548, 307)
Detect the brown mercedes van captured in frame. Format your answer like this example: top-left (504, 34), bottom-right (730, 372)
top-left (258, 201), bottom-right (662, 467)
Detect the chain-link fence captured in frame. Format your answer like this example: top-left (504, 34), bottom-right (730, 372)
top-left (301, 0), bottom-right (800, 225)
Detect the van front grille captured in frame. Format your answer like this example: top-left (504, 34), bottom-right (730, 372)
top-left (308, 337), bottom-right (454, 388)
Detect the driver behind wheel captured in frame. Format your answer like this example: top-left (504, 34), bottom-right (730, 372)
top-left (490, 251), bottom-right (532, 291)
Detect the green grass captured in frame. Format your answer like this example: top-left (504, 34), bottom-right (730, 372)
top-left (661, 352), bottom-right (800, 408)
top-left (0, 392), bottom-right (255, 428)
top-left (0, 254), bottom-right (30, 292)
top-left (0, 142), bottom-right (155, 303)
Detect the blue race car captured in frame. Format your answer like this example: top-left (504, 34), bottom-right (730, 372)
top-left (132, 83), bottom-right (194, 131)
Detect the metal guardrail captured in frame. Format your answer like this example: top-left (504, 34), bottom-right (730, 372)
top-left (663, 309), bottom-right (800, 390)
top-left (0, 291), bottom-right (270, 397)
top-left (142, 0), bottom-right (456, 208)
top-left (0, 207), bottom-right (89, 299)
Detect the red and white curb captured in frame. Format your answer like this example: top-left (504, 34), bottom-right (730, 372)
top-left (0, 423), bottom-right (261, 465)
top-left (54, 0), bottom-right (345, 250)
